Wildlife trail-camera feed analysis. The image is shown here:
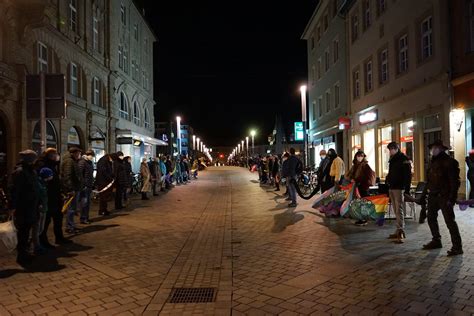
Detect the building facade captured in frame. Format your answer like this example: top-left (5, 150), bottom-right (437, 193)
top-left (302, 0), bottom-right (349, 168)
top-left (0, 0), bottom-right (160, 179)
top-left (341, 0), bottom-right (451, 186)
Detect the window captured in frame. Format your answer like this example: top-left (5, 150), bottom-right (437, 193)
top-left (37, 42), bottom-right (48, 73)
top-left (398, 34), bottom-right (408, 73)
top-left (133, 102), bottom-right (140, 125)
top-left (317, 26), bottom-right (321, 42)
top-left (353, 69), bottom-right (360, 99)
top-left (142, 70), bottom-right (146, 89)
top-left (352, 14), bottom-right (359, 42)
top-left (144, 38), bottom-right (149, 54)
top-left (311, 36), bottom-right (315, 50)
top-left (70, 63), bottom-right (78, 96)
top-left (318, 97), bottom-right (323, 118)
top-left (363, 0), bottom-right (371, 30)
top-left (119, 92), bottom-right (129, 120)
top-left (120, 4), bottom-right (126, 25)
top-left (144, 108), bottom-right (150, 129)
top-left (93, 77), bottom-right (101, 106)
top-left (312, 101), bottom-right (317, 121)
top-left (325, 49), bottom-right (330, 72)
top-left (377, 0), bottom-right (386, 16)
top-left (470, 1), bottom-right (474, 51)
top-left (123, 46), bottom-right (128, 73)
top-left (134, 23), bottom-right (138, 41)
top-left (333, 0), bottom-right (339, 17)
top-left (323, 13), bottom-right (329, 31)
top-left (334, 84), bottom-right (340, 108)
top-left (69, 0), bottom-right (77, 32)
top-left (421, 16), bottom-right (433, 60)
top-left (317, 58), bottom-right (321, 79)
top-left (365, 60), bottom-right (373, 92)
top-left (333, 39), bottom-right (339, 63)
top-left (380, 49), bottom-right (388, 84)
top-left (93, 16), bottom-right (99, 51)
top-left (311, 65), bottom-right (316, 85)
top-left (118, 45), bottom-right (123, 69)
top-left (325, 91), bottom-right (331, 113)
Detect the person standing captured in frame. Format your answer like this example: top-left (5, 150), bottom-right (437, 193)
top-left (60, 147), bottom-right (83, 234)
top-left (33, 167), bottom-right (54, 254)
top-left (148, 158), bottom-right (159, 196)
top-left (78, 150), bottom-right (95, 224)
top-left (422, 140), bottom-right (463, 256)
top-left (317, 150), bottom-right (333, 193)
top-left (328, 149), bottom-right (345, 185)
top-left (96, 154), bottom-right (114, 216)
top-left (112, 152), bottom-right (128, 210)
top-left (272, 155), bottom-right (281, 191)
top-left (282, 148), bottom-right (300, 208)
top-left (36, 148), bottom-right (69, 247)
top-left (465, 150), bottom-right (474, 207)
top-left (9, 150), bottom-right (41, 265)
top-left (140, 158), bottom-right (152, 200)
top-left (123, 156), bottom-right (133, 201)
top-left (386, 142), bottom-right (411, 243)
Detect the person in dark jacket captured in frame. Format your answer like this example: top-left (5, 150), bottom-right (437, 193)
top-left (60, 147), bottom-right (83, 234)
top-left (36, 148), bottom-right (69, 246)
top-left (386, 142), bottom-right (411, 243)
top-left (272, 155), bottom-right (281, 191)
top-left (112, 152), bottom-right (129, 210)
top-left (9, 150), bottom-right (41, 265)
top-left (422, 140), bottom-right (463, 256)
top-left (318, 150), bottom-right (334, 193)
top-left (465, 150), bottom-right (474, 207)
top-left (78, 150), bottom-right (95, 224)
top-left (95, 154), bottom-right (113, 216)
top-left (148, 157), bottom-right (159, 196)
top-left (281, 148), bottom-right (300, 208)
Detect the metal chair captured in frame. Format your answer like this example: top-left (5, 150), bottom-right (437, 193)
top-left (405, 182), bottom-right (426, 221)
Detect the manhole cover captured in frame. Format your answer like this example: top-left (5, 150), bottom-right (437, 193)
top-left (168, 288), bottom-right (217, 303)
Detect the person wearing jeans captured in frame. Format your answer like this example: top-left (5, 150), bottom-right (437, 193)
top-left (281, 148), bottom-right (301, 208)
top-left (60, 147), bottom-right (83, 234)
top-left (386, 142), bottom-right (412, 243)
top-left (78, 150), bottom-right (95, 224)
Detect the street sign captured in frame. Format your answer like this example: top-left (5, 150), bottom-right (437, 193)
top-left (294, 122), bottom-right (304, 141)
top-left (26, 74), bottom-right (66, 119)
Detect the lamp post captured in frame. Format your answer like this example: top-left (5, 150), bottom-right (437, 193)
top-left (192, 135), bottom-right (196, 151)
top-left (250, 130), bottom-right (256, 156)
top-left (176, 116), bottom-right (182, 156)
top-left (246, 136), bottom-right (249, 165)
top-left (300, 85), bottom-right (308, 167)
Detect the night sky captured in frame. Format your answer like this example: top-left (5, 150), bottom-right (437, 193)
top-left (135, 1), bottom-right (317, 147)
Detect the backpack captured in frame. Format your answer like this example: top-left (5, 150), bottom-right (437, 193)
top-left (295, 159), bottom-right (303, 175)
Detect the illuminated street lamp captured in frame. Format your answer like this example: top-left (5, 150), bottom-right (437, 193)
top-left (196, 137), bottom-right (200, 152)
top-left (176, 116), bottom-right (182, 155)
top-left (192, 135), bottom-right (196, 151)
top-left (300, 85), bottom-right (308, 167)
top-left (250, 129), bottom-right (256, 156)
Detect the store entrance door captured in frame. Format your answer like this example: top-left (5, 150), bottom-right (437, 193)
top-left (423, 130), bottom-right (442, 179)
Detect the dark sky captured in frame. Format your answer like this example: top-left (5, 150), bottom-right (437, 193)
top-left (135, 1), bottom-right (317, 147)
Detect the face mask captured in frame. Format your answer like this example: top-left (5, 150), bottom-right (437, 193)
top-left (87, 155), bottom-right (94, 161)
top-left (356, 156), bottom-right (364, 162)
top-left (431, 148), bottom-right (441, 157)
top-left (320, 155), bottom-right (326, 160)
top-left (119, 156), bottom-right (124, 160)
top-left (55, 155), bottom-right (60, 161)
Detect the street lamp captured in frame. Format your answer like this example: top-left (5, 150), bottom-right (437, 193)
top-left (250, 130), bottom-right (256, 156)
top-left (176, 116), bottom-right (182, 156)
top-left (238, 144), bottom-right (241, 153)
top-left (300, 85), bottom-right (308, 167)
top-left (192, 135), bottom-right (196, 151)
top-left (196, 137), bottom-right (200, 153)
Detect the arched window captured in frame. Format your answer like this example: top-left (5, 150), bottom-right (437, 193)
top-left (119, 92), bottom-right (129, 120)
top-left (144, 107), bottom-right (150, 129)
top-left (133, 101), bottom-right (140, 125)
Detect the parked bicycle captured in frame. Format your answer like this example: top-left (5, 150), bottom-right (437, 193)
top-left (295, 166), bottom-right (320, 199)
top-left (132, 173), bottom-right (143, 194)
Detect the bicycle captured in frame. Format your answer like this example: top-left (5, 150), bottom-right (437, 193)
top-left (295, 166), bottom-right (320, 199)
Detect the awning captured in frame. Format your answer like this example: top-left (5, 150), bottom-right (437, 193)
top-left (116, 129), bottom-right (168, 146)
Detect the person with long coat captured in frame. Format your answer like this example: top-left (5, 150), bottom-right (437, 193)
top-left (112, 152), bottom-right (129, 210)
top-left (95, 154), bottom-right (114, 216)
top-left (140, 158), bottom-right (152, 200)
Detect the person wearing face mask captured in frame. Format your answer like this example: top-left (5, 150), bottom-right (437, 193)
top-left (317, 150), bottom-right (333, 193)
top-left (78, 150), bottom-right (95, 224)
top-left (386, 142), bottom-right (412, 243)
top-left (422, 140), bottom-right (463, 256)
top-left (328, 149), bottom-right (346, 186)
top-left (9, 150), bottom-right (41, 265)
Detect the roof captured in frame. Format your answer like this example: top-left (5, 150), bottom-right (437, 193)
top-left (301, 1), bottom-right (323, 40)
top-left (131, 0), bottom-right (158, 42)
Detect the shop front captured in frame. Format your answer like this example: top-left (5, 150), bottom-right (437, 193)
top-left (116, 129), bottom-right (167, 173)
top-left (89, 125), bottom-right (106, 166)
top-left (312, 128), bottom-right (344, 167)
top-left (67, 126), bottom-right (83, 150)
top-left (32, 120), bottom-right (58, 154)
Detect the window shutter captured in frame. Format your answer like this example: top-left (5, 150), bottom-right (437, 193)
top-left (81, 68), bottom-right (87, 99)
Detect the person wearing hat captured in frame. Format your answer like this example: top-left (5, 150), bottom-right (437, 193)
top-left (60, 146), bottom-right (83, 234)
top-left (423, 140), bottom-right (463, 256)
top-left (78, 150), bottom-right (95, 224)
top-left (386, 142), bottom-right (412, 243)
top-left (9, 149), bottom-right (41, 265)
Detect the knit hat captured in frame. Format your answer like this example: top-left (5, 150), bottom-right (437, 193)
top-left (39, 167), bottom-right (54, 179)
top-left (68, 146), bottom-right (82, 154)
top-left (19, 149), bottom-right (37, 164)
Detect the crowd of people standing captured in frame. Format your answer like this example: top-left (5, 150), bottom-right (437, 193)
top-left (9, 147), bottom-right (199, 266)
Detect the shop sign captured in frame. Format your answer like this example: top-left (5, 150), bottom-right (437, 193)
top-left (67, 127), bottom-right (80, 145)
top-left (358, 110), bottom-right (378, 125)
top-left (313, 138), bottom-right (322, 146)
top-left (323, 135), bottom-right (335, 144)
top-left (294, 122), bottom-right (304, 141)
top-left (338, 117), bottom-right (351, 130)
top-left (380, 139), bottom-right (392, 145)
top-left (401, 136), bottom-right (414, 142)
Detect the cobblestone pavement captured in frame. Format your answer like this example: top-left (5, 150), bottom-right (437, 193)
top-left (0, 166), bottom-right (473, 315)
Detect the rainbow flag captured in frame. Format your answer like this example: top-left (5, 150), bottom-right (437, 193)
top-left (365, 194), bottom-right (389, 214)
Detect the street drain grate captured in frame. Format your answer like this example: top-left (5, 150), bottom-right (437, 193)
top-left (168, 288), bottom-right (217, 303)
